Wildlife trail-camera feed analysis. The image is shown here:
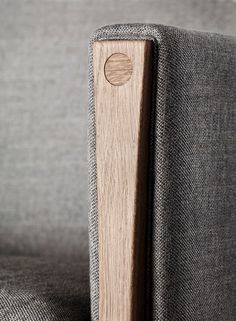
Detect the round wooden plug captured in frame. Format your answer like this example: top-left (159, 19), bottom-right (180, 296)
top-left (104, 53), bottom-right (133, 86)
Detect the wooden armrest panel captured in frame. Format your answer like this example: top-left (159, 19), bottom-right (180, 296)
top-left (93, 40), bottom-right (152, 321)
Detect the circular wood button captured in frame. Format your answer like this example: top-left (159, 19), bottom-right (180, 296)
top-left (104, 53), bottom-right (133, 86)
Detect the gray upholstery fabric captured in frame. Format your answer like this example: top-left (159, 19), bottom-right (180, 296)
top-left (89, 24), bottom-right (236, 321)
top-left (0, 256), bottom-right (90, 320)
top-left (1, 1), bottom-right (236, 319)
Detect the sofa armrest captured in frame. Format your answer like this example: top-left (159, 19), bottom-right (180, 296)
top-left (89, 24), bottom-right (236, 321)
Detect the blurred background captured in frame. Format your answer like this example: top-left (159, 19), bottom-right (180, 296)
top-left (0, 0), bottom-right (236, 262)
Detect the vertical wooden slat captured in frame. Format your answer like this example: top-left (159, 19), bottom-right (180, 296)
top-left (93, 40), bottom-right (152, 321)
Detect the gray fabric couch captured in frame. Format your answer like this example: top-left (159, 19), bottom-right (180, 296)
top-left (0, 22), bottom-right (236, 320)
top-left (89, 24), bottom-right (236, 321)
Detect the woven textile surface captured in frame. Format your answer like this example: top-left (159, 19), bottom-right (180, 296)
top-left (88, 24), bottom-right (236, 321)
top-left (0, 256), bottom-right (90, 320)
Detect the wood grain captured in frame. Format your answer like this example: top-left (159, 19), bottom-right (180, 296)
top-left (104, 53), bottom-right (133, 86)
top-left (93, 40), bottom-right (152, 321)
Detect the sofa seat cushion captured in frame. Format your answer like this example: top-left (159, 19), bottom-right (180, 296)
top-left (0, 256), bottom-right (90, 321)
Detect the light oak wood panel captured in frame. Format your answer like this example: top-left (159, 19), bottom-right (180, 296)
top-left (93, 40), bottom-right (152, 321)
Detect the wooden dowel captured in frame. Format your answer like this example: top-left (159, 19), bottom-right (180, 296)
top-left (93, 40), bottom-right (152, 321)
